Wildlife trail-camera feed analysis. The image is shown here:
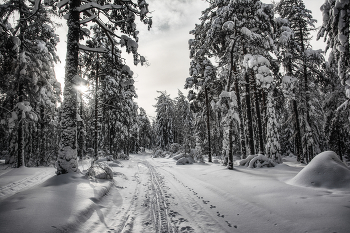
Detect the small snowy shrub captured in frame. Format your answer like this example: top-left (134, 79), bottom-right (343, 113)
top-left (176, 156), bottom-right (195, 165)
top-left (169, 143), bottom-right (181, 153)
top-left (239, 154), bottom-right (276, 168)
top-left (86, 162), bottom-right (113, 179)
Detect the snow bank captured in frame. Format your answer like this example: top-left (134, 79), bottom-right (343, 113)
top-left (288, 151), bottom-right (350, 189)
top-left (0, 171), bottom-right (113, 233)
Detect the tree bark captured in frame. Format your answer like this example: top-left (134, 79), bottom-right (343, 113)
top-left (16, 1), bottom-right (26, 168)
top-left (94, 54), bottom-right (99, 162)
top-left (244, 70), bottom-right (255, 155)
top-left (253, 76), bottom-right (264, 154)
top-left (205, 86), bottom-right (212, 162)
top-left (56, 0), bottom-right (81, 174)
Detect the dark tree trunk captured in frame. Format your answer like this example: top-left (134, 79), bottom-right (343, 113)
top-left (244, 71), bottom-right (255, 155)
top-left (205, 86), bottom-right (212, 162)
top-left (292, 99), bottom-right (302, 161)
top-left (56, 0), bottom-right (81, 174)
top-left (17, 82), bottom-right (24, 168)
top-left (94, 54), bottom-right (99, 162)
top-left (39, 105), bottom-right (45, 165)
top-left (16, 1), bottom-right (26, 168)
top-left (77, 92), bottom-right (84, 160)
top-left (253, 76), bottom-right (264, 154)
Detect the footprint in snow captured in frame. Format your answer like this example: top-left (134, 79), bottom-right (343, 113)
top-left (210, 205), bottom-right (216, 209)
top-left (225, 221), bottom-right (232, 227)
top-left (203, 200), bottom-right (209, 204)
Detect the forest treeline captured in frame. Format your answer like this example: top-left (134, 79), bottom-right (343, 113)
top-left (0, 0), bottom-right (153, 171)
top-left (153, 0), bottom-right (350, 169)
top-left (1, 0), bottom-right (349, 172)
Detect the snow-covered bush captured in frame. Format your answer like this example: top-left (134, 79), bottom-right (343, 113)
top-left (117, 153), bottom-right (128, 160)
top-left (169, 143), bottom-right (181, 153)
top-left (239, 154), bottom-right (276, 168)
top-left (86, 162), bottom-right (113, 180)
top-left (173, 153), bottom-right (185, 160)
top-left (153, 149), bottom-right (170, 158)
top-left (176, 156), bottom-right (195, 165)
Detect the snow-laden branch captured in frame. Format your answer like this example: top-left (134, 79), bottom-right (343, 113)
top-left (77, 2), bottom-right (122, 12)
top-left (79, 44), bottom-right (108, 53)
top-left (57, 0), bottom-right (69, 9)
top-left (83, 10), bottom-right (120, 38)
top-left (21, 0), bottom-right (41, 21)
top-left (80, 15), bottom-right (97, 24)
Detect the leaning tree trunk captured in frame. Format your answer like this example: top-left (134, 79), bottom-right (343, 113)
top-left (204, 86), bottom-right (212, 162)
top-left (56, 0), bottom-right (81, 174)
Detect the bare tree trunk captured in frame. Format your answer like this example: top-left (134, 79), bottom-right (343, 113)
top-left (253, 76), bottom-right (264, 154)
top-left (205, 86), bottom-right (212, 162)
top-left (56, 0), bottom-right (81, 174)
top-left (77, 92), bottom-right (84, 160)
top-left (94, 54), bottom-right (99, 162)
top-left (39, 105), bottom-right (45, 165)
top-left (16, 1), bottom-right (25, 168)
top-left (244, 70), bottom-right (255, 155)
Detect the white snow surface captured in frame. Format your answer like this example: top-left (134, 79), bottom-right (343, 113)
top-left (1, 151), bottom-right (350, 233)
top-left (288, 151), bottom-right (350, 189)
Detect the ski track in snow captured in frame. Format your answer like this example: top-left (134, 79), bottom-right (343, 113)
top-left (0, 167), bottom-right (55, 201)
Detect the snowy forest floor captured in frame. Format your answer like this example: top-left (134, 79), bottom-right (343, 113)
top-left (0, 152), bottom-right (350, 233)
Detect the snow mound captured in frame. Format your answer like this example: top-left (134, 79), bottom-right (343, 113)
top-left (288, 151), bottom-right (350, 189)
top-left (239, 154), bottom-right (276, 168)
top-left (176, 157), bottom-right (195, 165)
top-left (86, 162), bottom-right (113, 180)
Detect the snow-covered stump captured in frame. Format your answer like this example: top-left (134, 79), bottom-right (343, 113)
top-left (86, 162), bottom-right (113, 180)
top-left (239, 154), bottom-right (276, 168)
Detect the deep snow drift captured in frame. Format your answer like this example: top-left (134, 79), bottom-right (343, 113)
top-left (288, 151), bottom-right (350, 189)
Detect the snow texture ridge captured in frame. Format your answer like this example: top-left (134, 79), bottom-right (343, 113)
top-left (288, 151), bottom-right (350, 189)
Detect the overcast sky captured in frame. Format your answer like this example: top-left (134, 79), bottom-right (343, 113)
top-left (54, 0), bottom-right (326, 119)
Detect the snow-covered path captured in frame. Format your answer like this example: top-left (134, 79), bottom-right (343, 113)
top-left (0, 153), bottom-right (349, 233)
top-left (76, 153), bottom-right (350, 233)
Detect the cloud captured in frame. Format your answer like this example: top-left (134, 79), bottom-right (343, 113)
top-left (146, 0), bottom-right (207, 33)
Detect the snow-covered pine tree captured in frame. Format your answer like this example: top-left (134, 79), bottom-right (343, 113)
top-left (318, 0), bottom-right (350, 126)
top-left (56, 0), bottom-right (151, 174)
top-left (0, 0), bottom-right (60, 167)
top-left (138, 107), bottom-right (152, 150)
top-left (154, 91), bottom-right (175, 150)
top-left (277, 0), bottom-right (324, 163)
